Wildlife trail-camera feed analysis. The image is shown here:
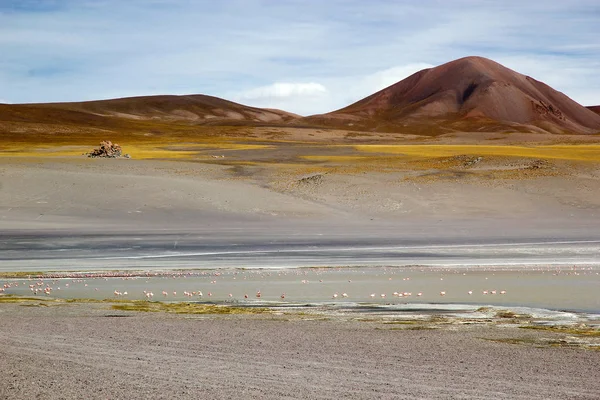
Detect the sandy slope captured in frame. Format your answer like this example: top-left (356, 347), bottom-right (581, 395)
top-left (1, 156), bottom-right (599, 233)
top-left (0, 303), bottom-right (599, 400)
top-left (1, 155), bottom-right (599, 272)
top-left (1, 152), bottom-right (600, 399)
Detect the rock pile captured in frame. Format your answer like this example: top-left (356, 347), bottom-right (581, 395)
top-left (86, 141), bottom-right (129, 158)
top-left (298, 173), bottom-right (324, 185)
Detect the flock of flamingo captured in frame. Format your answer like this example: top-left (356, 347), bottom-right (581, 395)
top-left (1, 265), bottom-right (594, 304)
top-left (0, 268), bottom-right (512, 302)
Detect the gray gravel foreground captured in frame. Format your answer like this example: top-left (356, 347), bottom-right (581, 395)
top-left (0, 304), bottom-right (599, 399)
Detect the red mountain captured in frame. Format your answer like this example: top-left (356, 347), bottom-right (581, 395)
top-left (306, 56), bottom-right (600, 134)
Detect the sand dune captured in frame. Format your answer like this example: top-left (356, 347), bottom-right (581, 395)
top-left (588, 105), bottom-right (600, 115)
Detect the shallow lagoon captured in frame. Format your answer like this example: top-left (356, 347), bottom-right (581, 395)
top-left (3, 265), bottom-right (599, 315)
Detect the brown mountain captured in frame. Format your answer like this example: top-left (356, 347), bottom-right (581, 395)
top-left (588, 106), bottom-right (600, 115)
top-left (305, 56), bottom-right (600, 134)
top-left (0, 94), bottom-right (299, 133)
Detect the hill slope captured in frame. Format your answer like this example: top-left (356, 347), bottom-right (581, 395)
top-left (305, 56), bottom-right (600, 134)
top-left (38, 94), bottom-right (299, 123)
top-left (0, 94), bottom-right (299, 137)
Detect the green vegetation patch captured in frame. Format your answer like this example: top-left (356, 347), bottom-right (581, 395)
top-left (520, 325), bottom-right (600, 337)
top-left (110, 300), bottom-right (271, 315)
top-left (0, 271), bottom-right (45, 279)
top-left (0, 295), bottom-right (55, 303)
top-left (483, 337), bottom-right (600, 351)
top-left (382, 320), bottom-right (419, 325)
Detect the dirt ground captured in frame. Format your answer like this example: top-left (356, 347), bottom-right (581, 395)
top-left (2, 128), bottom-right (600, 399)
top-left (0, 302), bottom-right (599, 400)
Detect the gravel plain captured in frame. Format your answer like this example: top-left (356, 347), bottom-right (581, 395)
top-left (1, 302), bottom-right (599, 399)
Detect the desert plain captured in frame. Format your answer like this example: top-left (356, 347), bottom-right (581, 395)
top-left (2, 125), bottom-right (600, 399)
top-left (2, 56), bottom-right (600, 398)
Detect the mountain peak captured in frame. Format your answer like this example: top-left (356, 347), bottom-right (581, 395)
top-left (310, 56), bottom-right (600, 134)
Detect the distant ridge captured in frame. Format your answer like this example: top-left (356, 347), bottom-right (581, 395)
top-left (588, 105), bottom-right (600, 115)
top-left (304, 56), bottom-right (600, 134)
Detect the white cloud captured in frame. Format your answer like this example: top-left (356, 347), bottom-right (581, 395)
top-left (230, 83), bottom-right (330, 116)
top-left (236, 82), bottom-right (327, 101)
top-left (360, 64), bottom-right (434, 94)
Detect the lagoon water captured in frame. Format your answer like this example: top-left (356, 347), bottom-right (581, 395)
top-left (3, 265), bottom-right (599, 315)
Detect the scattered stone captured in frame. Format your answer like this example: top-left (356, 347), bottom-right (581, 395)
top-left (531, 99), bottom-right (564, 120)
top-left (86, 141), bottom-right (125, 158)
top-left (448, 155), bottom-right (483, 167)
top-left (527, 159), bottom-right (551, 170)
top-left (298, 174), bottom-right (324, 185)
top-left (464, 156), bottom-right (483, 167)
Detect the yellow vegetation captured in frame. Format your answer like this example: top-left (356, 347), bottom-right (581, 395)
top-left (0, 138), bottom-right (274, 160)
top-left (354, 144), bottom-right (600, 162)
top-left (111, 301), bottom-right (271, 315)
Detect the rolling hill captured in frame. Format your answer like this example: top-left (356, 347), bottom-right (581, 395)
top-left (0, 94), bottom-right (299, 138)
top-left (588, 106), bottom-right (600, 115)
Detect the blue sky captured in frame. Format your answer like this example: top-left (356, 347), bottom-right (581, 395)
top-left (1, 0), bottom-right (599, 115)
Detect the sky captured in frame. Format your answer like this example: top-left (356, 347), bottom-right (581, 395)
top-left (1, 0), bottom-right (599, 116)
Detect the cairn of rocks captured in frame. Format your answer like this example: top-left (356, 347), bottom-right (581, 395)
top-left (86, 141), bottom-right (129, 158)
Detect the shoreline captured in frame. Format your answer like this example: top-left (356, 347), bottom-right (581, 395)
top-left (2, 293), bottom-right (599, 323)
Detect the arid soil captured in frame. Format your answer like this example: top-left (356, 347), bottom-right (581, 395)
top-left (2, 125), bottom-right (600, 399)
top-left (1, 141), bottom-right (600, 232)
top-left (0, 302), bottom-right (599, 400)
